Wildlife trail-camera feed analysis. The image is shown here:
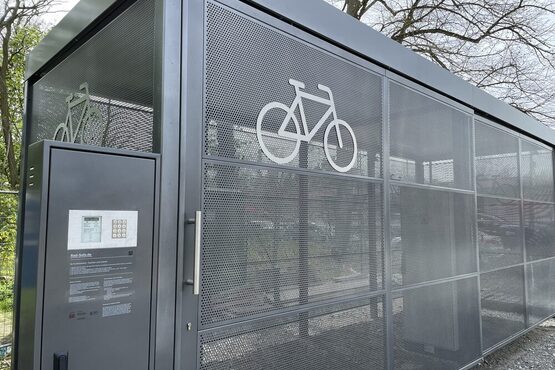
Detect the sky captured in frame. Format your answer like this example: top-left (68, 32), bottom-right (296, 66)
top-left (41, 0), bottom-right (80, 27)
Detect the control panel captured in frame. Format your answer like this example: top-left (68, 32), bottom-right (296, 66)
top-left (15, 141), bottom-right (159, 370)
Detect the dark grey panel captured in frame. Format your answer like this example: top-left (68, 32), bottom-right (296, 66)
top-left (16, 143), bottom-right (48, 370)
top-left (30, 0), bottom-right (155, 151)
top-left (389, 82), bottom-right (473, 190)
top-left (523, 201), bottom-right (555, 261)
top-left (527, 258), bottom-right (555, 325)
top-left (521, 140), bottom-right (554, 202)
top-left (480, 266), bottom-right (526, 350)
top-left (201, 161), bottom-right (383, 325)
top-left (477, 197), bottom-right (523, 271)
top-left (204, 2), bottom-right (382, 177)
top-left (199, 296), bottom-right (385, 370)
top-left (41, 148), bottom-right (156, 370)
top-left (390, 185), bottom-right (476, 286)
top-left (475, 122), bottom-right (520, 198)
top-left (393, 277), bottom-right (481, 370)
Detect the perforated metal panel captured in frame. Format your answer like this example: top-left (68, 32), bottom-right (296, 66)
top-left (201, 162), bottom-right (383, 325)
top-left (480, 266), bottom-right (526, 350)
top-left (523, 201), bottom-right (555, 261)
top-left (393, 277), bottom-right (481, 370)
top-left (204, 2), bottom-right (383, 177)
top-left (477, 197), bottom-right (523, 271)
top-left (475, 122), bottom-right (520, 198)
top-left (200, 3), bottom-right (387, 367)
top-left (195, 2), bottom-right (555, 370)
top-left (527, 259), bottom-right (555, 325)
top-left (390, 185), bottom-right (476, 287)
top-left (199, 296), bottom-right (385, 370)
top-left (521, 140), bottom-right (554, 202)
top-left (389, 82), bottom-right (473, 190)
top-left (30, 0), bottom-right (155, 152)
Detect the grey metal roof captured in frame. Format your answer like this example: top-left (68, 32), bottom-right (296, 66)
top-left (25, 0), bottom-right (117, 80)
top-left (25, 0), bottom-right (555, 146)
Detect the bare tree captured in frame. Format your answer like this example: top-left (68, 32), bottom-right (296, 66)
top-left (0, 0), bottom-right (56, 189)
top-left (327, 0), bottom-right (555, 125)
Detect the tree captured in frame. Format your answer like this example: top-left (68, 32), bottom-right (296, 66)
top-left (327, 0), bottom-right (555, 125)
top-left (0, 0), bottom-right (53, 190)
top-left (0, 4), bottom-right (49, 341)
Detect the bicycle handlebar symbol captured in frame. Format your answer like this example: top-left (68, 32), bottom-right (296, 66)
top-left (256, 79), bottom-right (358, 173)
top-left (53, 82), bottom-right (102, 144)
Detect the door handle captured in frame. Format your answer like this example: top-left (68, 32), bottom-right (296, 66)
top-left (54, 352), bottom-right (68, 370)
top-left (185, 211), bottom-right (201, 295)
top-left (193, 210), bottom-right (201, 295)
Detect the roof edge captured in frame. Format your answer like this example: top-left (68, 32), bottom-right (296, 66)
top-left (244, 0), bottom-right (555, 146)
top-left (25, 0), bottom-right (118, 80)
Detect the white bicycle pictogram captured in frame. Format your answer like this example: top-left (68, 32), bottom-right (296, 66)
top-left (256, 79), bottom-right (357, 173)
top-left (53, 82), bottom-right (102, 144)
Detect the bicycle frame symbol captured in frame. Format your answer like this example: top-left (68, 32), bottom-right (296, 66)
top-left (256, 79), bottom-right (358, 173)
top-left (53, 82), bottom-right (102, 144)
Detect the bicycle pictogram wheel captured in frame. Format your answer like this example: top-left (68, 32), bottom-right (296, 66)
top-left (53, 123), bottom-right (70, 142)
top-left (256, 102), bottom-right (302, 164)
top-left (324, 119), bottom-right (358, 173)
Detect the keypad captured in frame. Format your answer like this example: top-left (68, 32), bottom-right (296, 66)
top-left (111, 219), bottom-right (128, 239)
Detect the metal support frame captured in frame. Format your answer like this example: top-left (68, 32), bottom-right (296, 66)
top-left (178, 1), bottom-right (205, 369)
top-left (382, 76), bottom-right (393, 370)
top-left (518, 137), bottom-right (530, 329)
top-left (472, 115), bottom-right (485, 354)
top-left (153, 0), bottom-right (182, 369)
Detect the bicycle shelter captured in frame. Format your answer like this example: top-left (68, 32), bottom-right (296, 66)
top-left (14, 0), bottom-right (555, 369)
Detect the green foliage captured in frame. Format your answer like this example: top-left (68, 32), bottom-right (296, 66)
top-left (0, 194), bottom-right (17, 267)
top-left (0, 25), bottom-right (44, 313)
top-left (0, 193), bottom-right (17, 313)
top-left (0, 26), bottom-right (44, 189)
top-left (0, 279), bottom-right (13, 313)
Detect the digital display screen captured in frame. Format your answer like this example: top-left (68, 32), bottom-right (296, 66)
top-left (81, 216), bottom-right (102, 243)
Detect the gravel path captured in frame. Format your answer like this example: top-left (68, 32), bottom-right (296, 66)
top-left (475, 319), bottom-right (555, 369)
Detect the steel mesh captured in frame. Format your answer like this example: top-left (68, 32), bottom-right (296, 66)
top-left (389, 82), bottom-right (473, 190)
top-left (204, 2), bottom-right (383, 178)
top-left (199, 296), bottom-right (386, 370)
top-left (30, 0), bottom-right (155, 152)
top-left (201, 161), bottom-right (383, 326)
top-left (477, 197), bottom-right (523, 271)
top-left (521, 140), bottom-right (554, 202)
top-left (527, 259), bottom-right (555, 325)
top-left (393, 278), bottom-right (481, 370)
top-left (523, 201), bottom-right (555, 261)
top-left (390, 185), bottom-right (476, 287)
top-left (480, 266), bottom-right (526, 350)
top-left (475, 122), bottom-right (520, 199)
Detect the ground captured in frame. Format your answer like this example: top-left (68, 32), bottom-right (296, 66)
top-left (475, 319), bottom-right (555, 369)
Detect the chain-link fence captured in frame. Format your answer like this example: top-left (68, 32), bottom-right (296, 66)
top-left (0, 191), bottom-right (17, 369)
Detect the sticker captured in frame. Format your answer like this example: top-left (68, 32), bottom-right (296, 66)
top-left (102, 303), bottom-right (132, 317)
top-left (67, 251), bottom-right (136, 320)
top-left (67, 210), bottom-right (138, 250)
